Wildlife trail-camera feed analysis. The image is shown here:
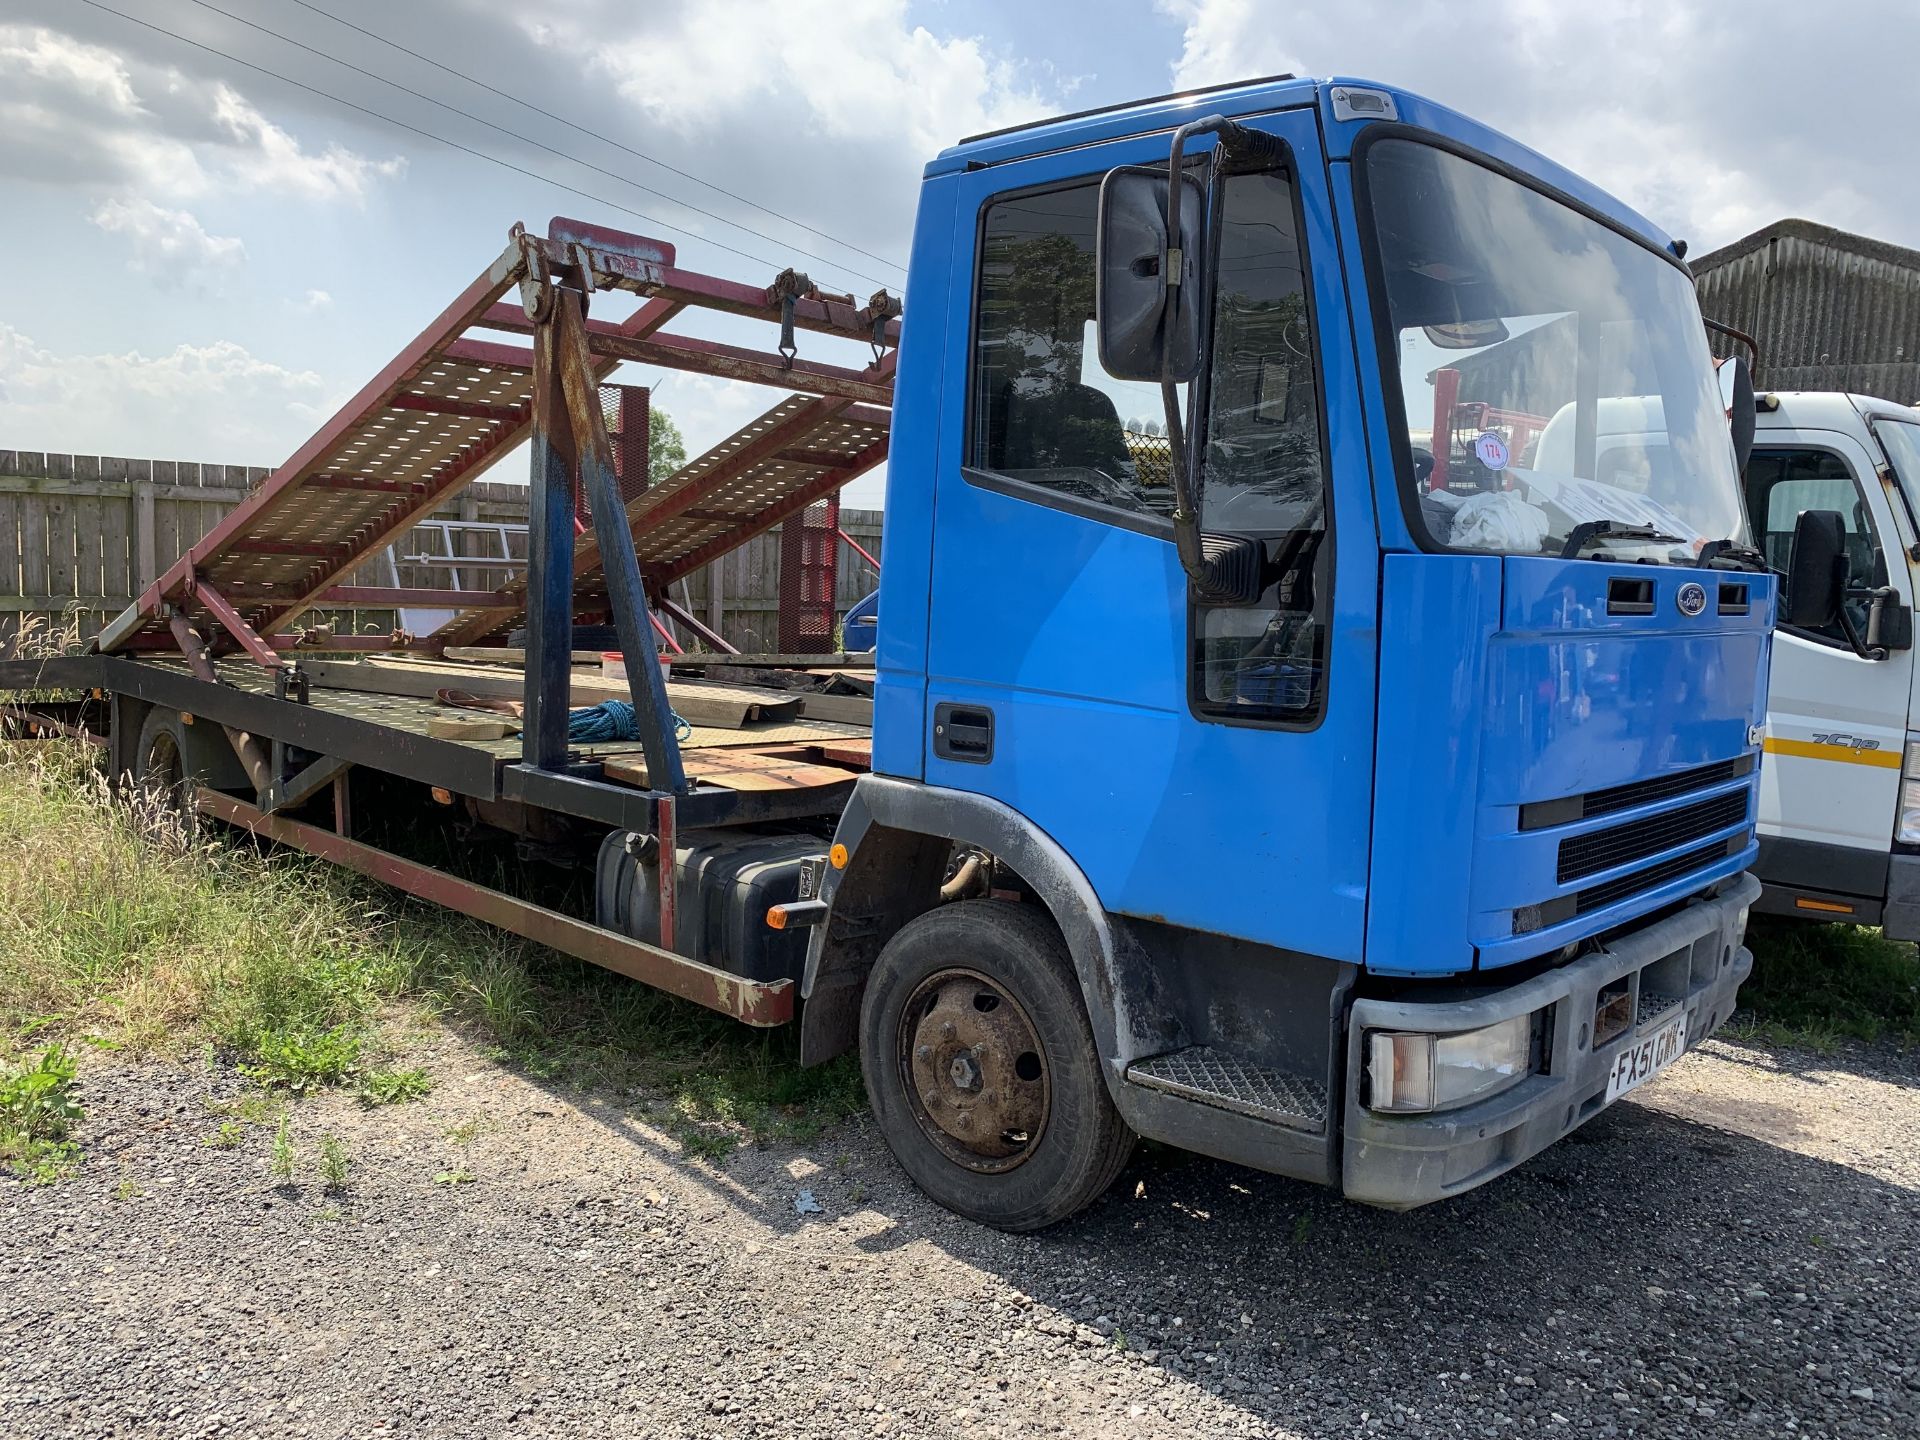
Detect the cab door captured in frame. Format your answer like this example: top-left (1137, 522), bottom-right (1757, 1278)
top-left (918, 109), bottom-right (1379, 961)
top-left (1747, 429), bottom-right (1914, 883)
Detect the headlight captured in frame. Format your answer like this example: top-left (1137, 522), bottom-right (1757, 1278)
top-left (1366, 1014), bottom-right (1534, 1113)
top-left (1899, 739), bottom-right (1920, 844)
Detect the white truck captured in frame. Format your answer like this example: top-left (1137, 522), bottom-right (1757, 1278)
top-left (1741, 391), bottom-right (1920, 934)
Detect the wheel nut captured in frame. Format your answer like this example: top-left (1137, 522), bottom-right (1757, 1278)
top-left (915, 1045), bottom-right (932, 1061)
top-left (949, 1054), bottom-right (981, 1090)
top-left (940, 1021), bottom-right (956, 1040)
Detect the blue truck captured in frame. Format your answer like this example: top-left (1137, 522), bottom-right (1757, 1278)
top-left (4, 74), bottom-right (1809, 1232)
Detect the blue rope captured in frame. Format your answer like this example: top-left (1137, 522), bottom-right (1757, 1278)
top-left (567, 699), bottom-right (692, 744)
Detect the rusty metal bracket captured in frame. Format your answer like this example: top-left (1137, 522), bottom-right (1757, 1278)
top-left (164, 610), bottom-right (274, 797)
top-left (184, 573), bottom-right (283, 670)
top-left (516, 223), bottom-right (555, 323)
top-left (864, 288), bottom-right (903, 363)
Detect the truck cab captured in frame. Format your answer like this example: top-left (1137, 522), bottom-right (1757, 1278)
top-left (802, 75), bottom-right (1769, 1229)
top-left (1742, 391), bottom-right (1920, 931)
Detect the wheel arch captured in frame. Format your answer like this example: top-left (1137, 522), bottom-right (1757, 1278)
top-left (800, 776), bottom-right (1175, 1075)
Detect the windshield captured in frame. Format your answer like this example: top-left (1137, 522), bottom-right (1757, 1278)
top-left (1363, 139), bottom-right (1748, 561)
top-left (1877, 417), bottom-right (1920, 498)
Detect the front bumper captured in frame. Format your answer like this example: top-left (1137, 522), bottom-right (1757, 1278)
top-left (1341, 872), bottom-right (1758, 1209)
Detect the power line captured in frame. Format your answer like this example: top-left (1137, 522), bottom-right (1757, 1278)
top-left (176, 0), bottom-right (890, 290)
top-left (284, 0), bottom-right (907, 276)
top-left (73, 0), bottom-right (851, 284)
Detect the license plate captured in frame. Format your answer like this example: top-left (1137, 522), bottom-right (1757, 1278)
top-left (1605, 1014), bottom-right (1689, 1104)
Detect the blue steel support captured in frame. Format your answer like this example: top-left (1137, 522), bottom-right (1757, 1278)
top-left (521, 306), bottom-right (576, 772)
top-left (554, 286), bottom-right (689, 796)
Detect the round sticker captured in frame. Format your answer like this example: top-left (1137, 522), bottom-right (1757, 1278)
top-left (1473, 430), bottom-right (1511, 471)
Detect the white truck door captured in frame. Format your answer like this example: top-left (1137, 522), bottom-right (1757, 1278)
top-left (1746, 429), bottom-right (1914, 868)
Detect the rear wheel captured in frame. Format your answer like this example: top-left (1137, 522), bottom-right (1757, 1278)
top-left (132, 707), bottom-right (196, 834)
top-left (859, 900), bottom-right (1133, 1231)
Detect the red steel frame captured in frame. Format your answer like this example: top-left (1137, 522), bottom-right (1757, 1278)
top-left (98, 218), bottom-right (899, 663)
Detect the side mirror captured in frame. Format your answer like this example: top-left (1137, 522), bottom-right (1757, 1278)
top-left (1095, 165), bottom-right (1206, 383)
top-left (1718, 354), bottom-right (1756, 474)
top-left (1784, 508), bottom-right (1847, 630)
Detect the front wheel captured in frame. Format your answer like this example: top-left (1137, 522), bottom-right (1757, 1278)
top-left (858, 900), bottom-right (1134, 1231)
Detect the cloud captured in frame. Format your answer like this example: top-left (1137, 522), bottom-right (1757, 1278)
top-left (1156, 0), bottom-right (1919, 254)
top-left (0, 323), bottom-right (334, 465)
top-left (0, 24), bottom-right (402, 205)
top-left (209, 86), bottom-right (404, 204)
top-left (89, 197), bottom-right (245, 289)
top-left (497, 0), bottom-right (1062, 291)
top-left (570, 0), bottom-right (1052, 161)
top-left (296, 289), bottom-right (334, 314)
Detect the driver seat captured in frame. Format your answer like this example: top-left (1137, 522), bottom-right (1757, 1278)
top-left (995, 378), bottom-right (1134, 477)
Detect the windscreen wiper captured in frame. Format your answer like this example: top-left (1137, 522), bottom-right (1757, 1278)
top-left (1695, 538), bottom-right (1771, 572)
top-left (1559, 519), bottom-right (1690, 560)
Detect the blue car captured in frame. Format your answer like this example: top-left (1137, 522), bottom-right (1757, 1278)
top-left (842, 588), bottom-right (877, 652)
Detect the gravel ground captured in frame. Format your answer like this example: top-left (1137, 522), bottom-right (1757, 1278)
top-left (5, 1031), bottom-right (1917, 1440)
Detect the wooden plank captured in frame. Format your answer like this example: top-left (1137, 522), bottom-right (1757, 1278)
top-left (809, 738), bottom-right (873, 769)
top-left (795, 692), bottom-right (873, 726)
top-left (443, 646), bottom-right (606, 665)
top-left (0, 476), bottom-right (250, 505)
top-left (43, 493), bottom-right (74, 608)
top-left (101, 488), bottom-right (133, 603)
top-left (0, 488), bottom-right (18, 596)
top-left (153, 494), bottom-right (184, 577)
top-left (299, 656), bottom-right (805, 728)
top-left (72, 491), bottom-right (104, 606)
top-left (17, 493), bottom-right (47, 606)
top-left (603, 749), bottom-right (858, 793)
top-left (693, 651), bottom-right (876, 669)
top-left (134, 482), bottom-right (159, 590)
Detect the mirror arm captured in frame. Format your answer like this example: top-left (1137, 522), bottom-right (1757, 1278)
top-left (1836, 600), bottom-right (1887, 662)
top-left (1158, 114), bottom-right (1281, 592)
top-left (1862, 587), bottom-right (1901, 659)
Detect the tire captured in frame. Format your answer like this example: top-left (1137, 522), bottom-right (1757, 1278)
top-left (859, 900), bottom-right (1135, 1232)
top-left (131, 706), bottom-right (197, 835)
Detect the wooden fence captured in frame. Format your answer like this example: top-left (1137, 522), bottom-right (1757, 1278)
top-left (0, 450), bottom-right (882, 654)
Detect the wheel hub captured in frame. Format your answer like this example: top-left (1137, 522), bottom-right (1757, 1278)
top-left (899, 967), bottom-right (1050, 1173)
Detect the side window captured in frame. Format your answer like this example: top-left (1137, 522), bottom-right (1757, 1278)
top-left (1744, 448), bottom-right (1880, 644)
top-left (970, 183), bottom-right (1175, 520)
top-left (1192, 169), bottom-right (1330, 724)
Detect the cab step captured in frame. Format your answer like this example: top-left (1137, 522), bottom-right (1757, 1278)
top-left (1124, 1046), bottom-right (1328, 1133)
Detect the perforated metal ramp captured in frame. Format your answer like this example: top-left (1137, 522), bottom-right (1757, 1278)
top-left (96, 217), bottom-right (898, 662)
top-left (1126, 1047), bottom-right (1329, 1132)
top-left (438, 394), bottom-right (890, 646)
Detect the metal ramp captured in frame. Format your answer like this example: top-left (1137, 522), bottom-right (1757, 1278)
top-left (97, 218), bottom-right (899, 665)
top-left (437, 394), bottom-right (889, 647)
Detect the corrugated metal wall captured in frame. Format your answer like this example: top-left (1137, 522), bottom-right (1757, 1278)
top-left (1694, 222), bottom-right (1920, 402)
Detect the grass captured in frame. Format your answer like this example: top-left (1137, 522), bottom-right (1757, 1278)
top-left (0, 740), bottom-right (866, 1171)
top-left (358, 1067), bottom-right (432, 1107)
top-left (1737, 918), bottom-right (1920, 1050)
top-left (268, 1114), bottom-right (295, 1184)
top-left (0, 1045), bottom-right (84, 1183)
top-left (318, 1134), bottom-right (352, 1189)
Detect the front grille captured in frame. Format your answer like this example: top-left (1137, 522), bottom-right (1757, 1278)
top-left (1520, 755), bottom-right (1756, 832)
top-left (1557, 790), bottom-right (1750, 884)
top-left (1575, 837), bottom-right (1744, 915)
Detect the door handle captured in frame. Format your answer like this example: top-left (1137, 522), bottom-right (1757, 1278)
top-left (933, 702), bottom-right (994, 762)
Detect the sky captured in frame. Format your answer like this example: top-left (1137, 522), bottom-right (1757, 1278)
top-left (1, 0), bottom-right (1915, 511)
